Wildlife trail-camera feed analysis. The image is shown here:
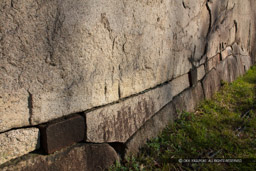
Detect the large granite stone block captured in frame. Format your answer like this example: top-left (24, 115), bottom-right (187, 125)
top-left (197, 65), bottom-right (205, 81)
top-left (0, 128), bottom-right (40, 165)
top-left (173, 82), bottom-right (204, 113)
top-left (0, 89), bottom-right (30, 132)
top-left (125, 101), bottom-right (177, 156)
top-left (205, 54), bottom-right (221, 72)
top-left (216, 56), bottom-right (239, 83)
top-left (221, 46), bottom-right (233, 60)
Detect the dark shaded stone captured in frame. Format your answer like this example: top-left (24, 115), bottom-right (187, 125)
top-left (0, 143), bottom-right (119, 171)
top-left (189, 69), bottom-right (198, 87)
top-left (202, 69), bottom-right (221, 99)
top-left (125, 101), bottom-right (177, 156)
top-left (173, 82), bottom-right (204, 113)
top-left (39, 114), bottom-right (85, 154)
top-left (109, 142), bottom-right (127, 159)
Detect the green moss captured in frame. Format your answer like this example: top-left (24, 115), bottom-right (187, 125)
top-left (110, 66), bottom-right (256, 170)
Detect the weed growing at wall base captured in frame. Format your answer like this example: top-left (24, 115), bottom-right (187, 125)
top-left (109, 66), bottom-right (256, 171)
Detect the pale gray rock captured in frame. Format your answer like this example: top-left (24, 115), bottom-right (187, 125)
top-left (0, 0), bottom-right (209, 128)
top-left (221, 46), bottom-right (233, 60)
top-left (206, 54), bottom-right (221, 72)
top-left (205, 0), bottom-right (255, 59)
top-left (197, 65), bottom-right (205, 81)
top-left (217, 56), bottom-right (241, 83)
top-left (232, 43), bottom-right (252, 72)
top-left (0, 89), bottom-right (30, 132)
top-left (0, 128), bottom-right (40, 165)
top-left (0, 0), bottom-right (255, 134)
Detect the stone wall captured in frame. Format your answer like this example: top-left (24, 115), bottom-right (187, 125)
top-left (0, 0), bottom-right (256, 169)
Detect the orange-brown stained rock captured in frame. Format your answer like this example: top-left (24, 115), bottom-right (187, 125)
top-left (0, 143), bottom-right (119, 171)
top-left (39, 114), bottom-right (85, 154)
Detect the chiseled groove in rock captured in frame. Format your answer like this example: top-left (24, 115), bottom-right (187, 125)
top-left (27, 91), bottom-right (33, 126)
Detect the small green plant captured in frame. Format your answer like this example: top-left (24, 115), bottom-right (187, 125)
top-left (110, 66), bottom-right (256, 171)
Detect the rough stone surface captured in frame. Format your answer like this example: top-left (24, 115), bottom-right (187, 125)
top-left (216, 56), bottom-right (240, 83)
top-left (197, 65), bottom-right (205, 81)
top-left (206, 0), bottom-right (256, 59)
top-left (0, 128), bottom-right (40, 165)
top-left (0, 0), bottom-right (255, 167)
top-left (0, 0), bottom-right (255, 130)
top-left (39, 114), bottom-right (85, 154)
top-left (202, 69), bottom-right (221, 100)
top-left (173, 82), bottom-right (204, 113)
top-left (232, 43), bottom-right (252, 72)
top-left (0, 143), bottom-right (119, 171)
top-left (85, 74), bottom-right (189, 143)
top-left (238, 54), bottom-right (252, 73)
top-left (205, 53), bottom-right (221, 72)
top-left (0, 89), bottom-right (30, 132)
top-left (125, 101), bottom-right (177, 156)
top-left (221, 46), bottom-right (233, 60)
top-left (0, 0), bottom-right (210, 128)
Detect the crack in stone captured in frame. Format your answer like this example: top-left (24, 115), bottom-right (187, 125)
top-left (27, 91), bottom-right (33, 125)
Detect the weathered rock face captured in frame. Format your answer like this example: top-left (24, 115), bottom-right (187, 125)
top-left (0, 0), bottom-right (208, 130)
top-left (125, 101), bottom-right (177, 156)
top-left (86, 74), bottom-right (189, 143)
top-left (0, 89), bottom-right (30, 132)
top-left (202, 69), bottom-right (221, 100)
top-left (173, 82), bottom-right (204, 113)
top-left (0, 143), bottom-right (119, 171)
top-left (1, 0), bottom-right (255, 131)
top-left (1, 0), bottom-right (256, 167)
top-left (0, 128), bottom-right (40, 165)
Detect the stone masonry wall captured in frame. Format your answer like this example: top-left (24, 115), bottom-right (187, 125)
top-left (0, 0), bottom-right (256, 169)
